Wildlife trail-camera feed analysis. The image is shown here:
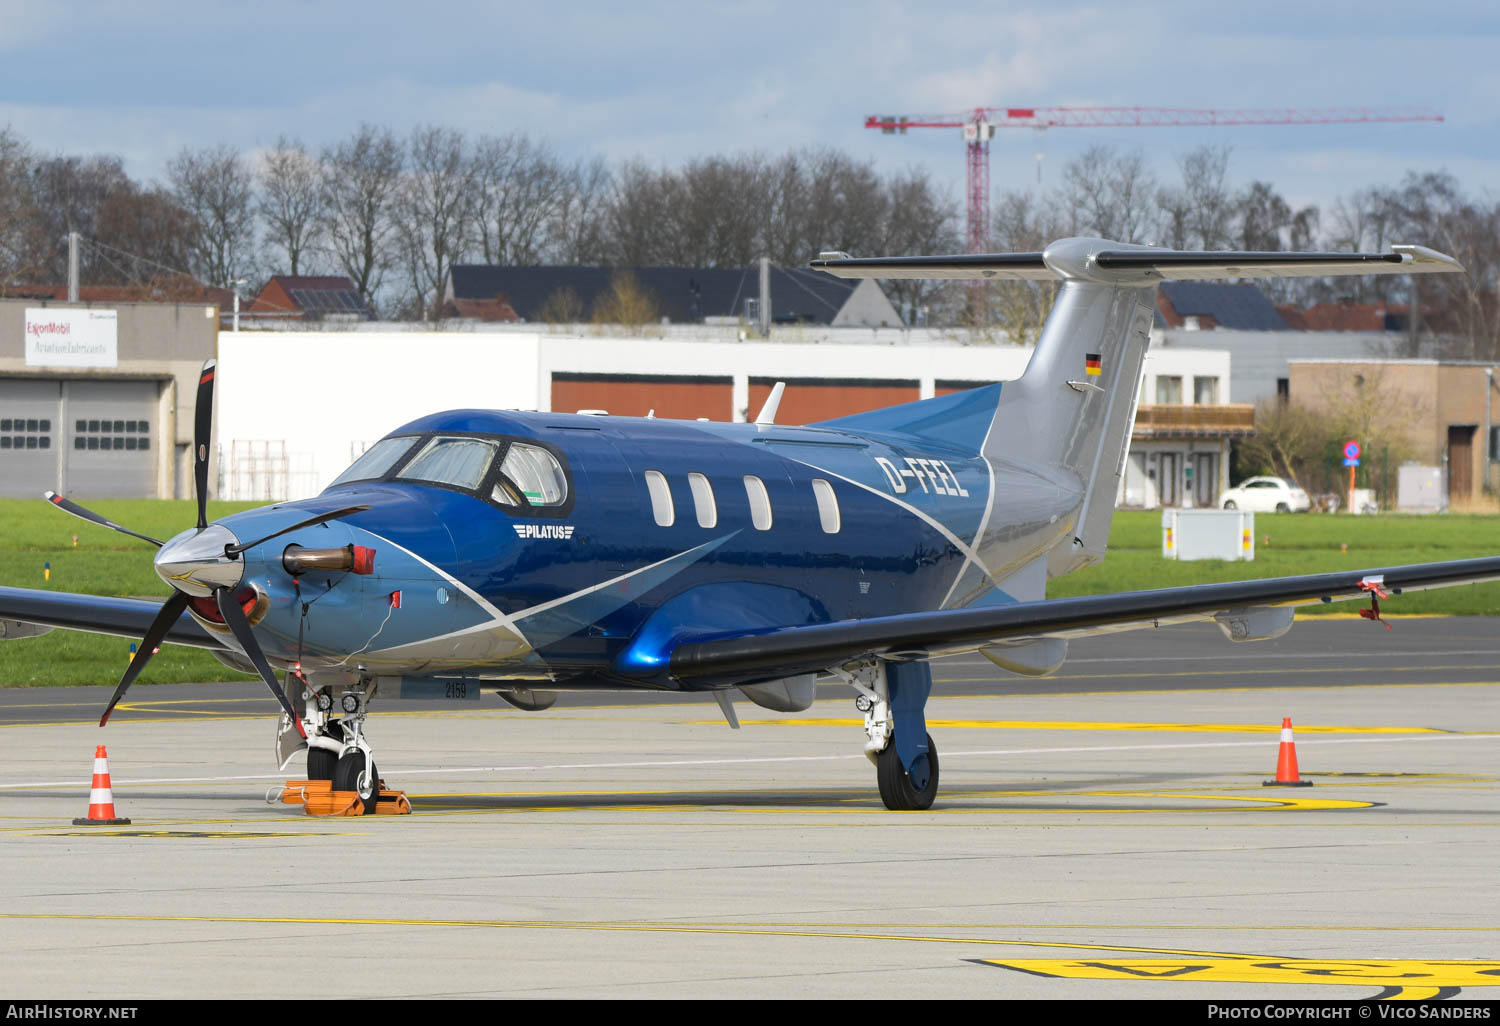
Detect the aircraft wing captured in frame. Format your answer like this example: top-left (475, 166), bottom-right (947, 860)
top-left (0, 586), bottom-right (220, 649)
top-left (667, 556), bottom-right (1500, 686)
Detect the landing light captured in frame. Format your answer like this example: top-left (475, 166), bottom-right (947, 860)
top-left (341, 694), bottom-right (360, 714)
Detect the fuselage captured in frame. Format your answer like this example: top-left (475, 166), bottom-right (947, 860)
top-left (202, 404), bottom-right (1082, 690)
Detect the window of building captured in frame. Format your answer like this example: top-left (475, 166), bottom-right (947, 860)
top-left (645, 470), bottom-right (675, 527)
top-left (1193, 376), bottom-right (1219, 405)
top-left (812, 478), bottom-right (840, 534)
top-left (1276, 378), bottom-right (1290, 404)
top-left (500, 443), bottom-right (568, 506)
top-left (743, 475), bottom-right (772, 530)
top-left (688, 472), bottom-right (717, 528)
top-left (1155, 376), bottom-right (1183, 404)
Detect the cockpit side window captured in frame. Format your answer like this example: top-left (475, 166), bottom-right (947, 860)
top-left (396, 436), bottom-right (500, 490)
top-left (499, 443), bottom-right (568, 507)
top-left (328, 436), bottom-right (418, 487)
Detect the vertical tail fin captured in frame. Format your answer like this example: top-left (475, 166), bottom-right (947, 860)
top-left (985, 239), bottom-right (1159, 576)
top-left (810, 237), bottom-right (1463, 585)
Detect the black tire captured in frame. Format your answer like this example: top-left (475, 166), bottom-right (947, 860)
top-left (306, 721), bottom-right (345, 781)
top-left (876, 732), bottom-right (939, 811)
top-left (333, 749), bottom-right (381, 815)
top-left (1275, 502), bottom-right (1290, 513)
top-left (307, 747), bottom-right (337, 782)
top-left (1222, 500), bottom-right (1237, 510)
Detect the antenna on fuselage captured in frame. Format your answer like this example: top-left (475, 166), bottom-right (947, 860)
top-left (755, 381), bottom-right (786, 426)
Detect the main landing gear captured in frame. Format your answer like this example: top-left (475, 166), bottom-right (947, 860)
top-left (834, 660), bottom-right (938, 810)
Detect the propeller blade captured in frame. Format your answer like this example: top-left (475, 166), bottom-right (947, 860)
top-left (215, 586), bottom-right (306, 738)
top-left (194, 359), bottom-right (215, 530)
top-left (224, 505), bottom-right (371, 555)
top-left (100, 590), bottom-right (190, 726)
top-left (44, 491), bottom-right (164, 548)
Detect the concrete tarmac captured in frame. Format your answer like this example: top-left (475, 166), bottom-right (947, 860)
top-left (0, 618), bottom-right (1497, 1000)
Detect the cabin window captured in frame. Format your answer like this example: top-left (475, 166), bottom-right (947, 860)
top-left (743, 475), bottom-right (772, 530)
top-left (811, 478), bottom-right (840, 534)
top-left (688, 472), bottom-right (717, 528)
top-left (397, 436), bottom-right (498, 490)
top-left (645, 470), bottom-right (675, 526)
top-left (330, 436), bottom-right (416, 486)
top-left (500, 443), bottom-right (568, 506)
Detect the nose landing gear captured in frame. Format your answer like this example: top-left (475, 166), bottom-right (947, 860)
top-left (292, 679), bottom-right (384, 815)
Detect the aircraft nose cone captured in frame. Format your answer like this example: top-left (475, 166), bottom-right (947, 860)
top-left (153, 524), bottom-right (245, 597)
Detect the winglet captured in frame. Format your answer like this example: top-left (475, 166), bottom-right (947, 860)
top-left (755, 381), bottom-right (786, 426)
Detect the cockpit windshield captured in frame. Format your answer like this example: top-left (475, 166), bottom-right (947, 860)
top-left (324, 431), bottom-right (570, 513)
top-left (396, 436), bottom-right (499, 490)
top-left (328, 436), bottom-right (417, 487)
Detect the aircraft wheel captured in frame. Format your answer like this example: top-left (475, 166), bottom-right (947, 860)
top-left (306, 721), bottom-right (345, 781)
top-left (333, 749), bottom-right (381, 815)
top-left (876, 732), bottom-right (939, 811)
top-left (307, 747), bottom-right (337, 782)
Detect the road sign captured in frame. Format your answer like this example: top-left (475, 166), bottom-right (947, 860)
top-left (1343, 440), bottom-right (1361, 467)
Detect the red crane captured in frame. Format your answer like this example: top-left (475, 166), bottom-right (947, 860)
top-left (866, 106), bottom-right (1445, 253)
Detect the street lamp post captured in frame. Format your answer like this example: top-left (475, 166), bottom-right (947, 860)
top-left (227, 278), bottom-right (248, 332)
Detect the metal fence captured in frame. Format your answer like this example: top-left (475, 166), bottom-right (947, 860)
top-left (217, 440), bottom-right (319, 501)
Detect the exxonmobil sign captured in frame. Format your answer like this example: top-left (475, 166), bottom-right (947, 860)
top-left (24, 308), bottom-right (118, 368)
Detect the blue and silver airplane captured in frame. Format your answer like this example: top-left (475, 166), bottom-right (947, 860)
top-left (3, 237), bottom-right (1496, 811)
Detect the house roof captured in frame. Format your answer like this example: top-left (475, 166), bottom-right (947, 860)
top-left (1157, 281), bottom-right (1288, 332)
top-left (447, 265), bottom-right (868, 325)
top-left (1292, 301), bottom-right (1407, 332)
top-left (249, 275), bottom-right (372, 318)
top-left (0, 280), bottom-right (235, 307)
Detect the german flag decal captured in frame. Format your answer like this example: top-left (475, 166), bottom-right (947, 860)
top-left (1084, 353), bottom-right (1102, 376)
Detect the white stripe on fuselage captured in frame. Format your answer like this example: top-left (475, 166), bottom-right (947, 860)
top-left (939, 414), bottom-right (1000, 609)
top-left (777, 454), bottom-right (999, 596)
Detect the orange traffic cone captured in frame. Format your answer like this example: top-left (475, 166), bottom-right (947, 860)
top-left (1263, 717), bottom-right (1313, 787)
top-left (72, 745), bottom-right (131, 824)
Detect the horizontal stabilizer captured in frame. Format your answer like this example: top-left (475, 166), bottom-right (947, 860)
top-left (810, 240), bottom-right (1464, 282)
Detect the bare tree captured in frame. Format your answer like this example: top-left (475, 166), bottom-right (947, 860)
top-left (548, 155), bottom-right (610, 265)
top-left (1156, 144), bottom-right (1235, 249)
top-left (27, 154), bottom-right (137, 282)
top-left (875, 166), bottom-right (961, 321)
top-left (90, 185), bottom-right (197, 287)
top-left (600, 159), bottom-right (678, 267)
top-left (320, 124), bottom-right (404, 311)
top-left (971, 189), bottom-right (1065, 343)
top-left (1059, 145), bottom-right (1157, 243)
top-left (258, 137), bottom-right (323, 276)
top-left (395, 125), bottom-right (474, 321)
top-left (167, 143), bottom-right (257, 286)
top-left (0, 128), bottom-right (41, 283)
top-left (471, 133), bottom-right (572, 266)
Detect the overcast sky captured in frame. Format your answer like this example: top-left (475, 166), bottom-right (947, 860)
top-left (2, 0), bottom-right (1495, 229)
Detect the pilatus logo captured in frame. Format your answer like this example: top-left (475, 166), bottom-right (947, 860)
top-left (513, 524), bottom-right (575, 540)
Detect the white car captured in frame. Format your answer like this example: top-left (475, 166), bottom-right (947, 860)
top-left (1219, 476), bottom-right (1311, 513)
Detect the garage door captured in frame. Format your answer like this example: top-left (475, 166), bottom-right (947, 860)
top-left (65, 380), bottom-right (157, 499)
top-left (0, 379), bottom-right (61, 499)
top-left (0, 378), bottom-right (158, 498)
top-left (747, 377), bottom-right (920, 426)
top-left (551, 374), bottom-right (733, 420)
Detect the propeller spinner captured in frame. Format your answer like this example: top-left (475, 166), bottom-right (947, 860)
top-left (46, 359), bottom-right (366, 735)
